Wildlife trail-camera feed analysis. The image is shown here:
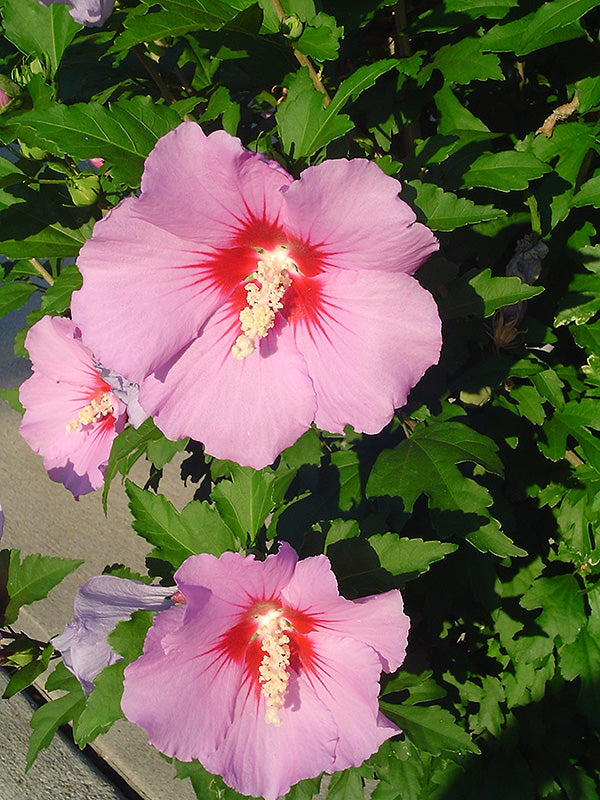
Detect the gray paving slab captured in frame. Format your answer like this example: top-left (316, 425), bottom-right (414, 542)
top-left (0, 668), bottom-right (128, 800)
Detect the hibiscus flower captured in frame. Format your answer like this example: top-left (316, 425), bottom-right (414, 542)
top-left (38, 0), bottom-right (114, 27)
top-left (121, 543), bottom-right (409, 800)
top-left (71, 122), bottom-right (441, 468)
top-left (52, 575), bottom-right (174, 696)
top-left (19, 315), bottom-right (127, 498)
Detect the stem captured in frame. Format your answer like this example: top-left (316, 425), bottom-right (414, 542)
top-left (524, 193), bottom-right (542, 236)
top-left (393, 1), bottom-right (421, 153)
top-left (29, 258), bottom-right (54, 286)
top-left (133, 46), bottom-right (177, 105)
top-left (270, 0), bottom-right (331, 105)
top-left (35, 178), bottom-right (67, 184)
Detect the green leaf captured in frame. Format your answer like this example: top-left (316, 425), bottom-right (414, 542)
top-left (39, 264), bottom-right (82, 314)
top-left (521, 575), bottom-right (586, 646)
top-left (101, 417), bottom-right (164, 510)
top-left (114, 0), bottom-right (256, 50)
top-left (368, 533), bottom-right (457, 575)
top-left (540, 399), bottom-right (600, 469)
top-left (3, 644), bottom-right (53, 699)
top-left (212, 465), bottom-right (276, 545)
top-left (439, 268), bottom-right (544, 319)
top-left (559, 585), bottom-right (600, 726)
top-left (481, 0), bottom-right (600, 56)
top-left (73, 611), bottom-right (153, 747)
top-left (379, 703), bottom-right (479, 755)
top-left (0, 204), bottom-right (95, 259)
top-left (146, 434), bottom-right (189, 470)
top-left (444, 0), bottom-right (518, 19)
top-left (425, 37), bottom-right (504, 85)
top-left (27, 668), bottom-right (86, 770)
top-left (434, 85), bottom-right (492, 135)
top-left (4, 551), bottom-right (83, 625)
top-left (295, 12), bottom-right (343, 61)
top-left (462, 151), bottom-right (551, 191)
top-left (8, 96), bottom-right (182, 186)
top-left (277, 60), bottom-right (397, 159)
top-left (0, 0), bottom-right (79, 76)
top-left (572, 174), bottom-right (600, 209)
top-left (576, 75), bottom-right (600, 113)
top-left (330, 449), bottom-right (361, 511)
top-left (126, 480), bottom-right (237, 569)
top-left (408, 181), bottom-right (506, 231)
top-left (0, 281), bottom-right (38, 316)
top-left (555, 250), bottom-right (600, 326)
top-left (327, 769), bottom-right (363, 800)
top-left (201, 86), bottom-right (240, 136)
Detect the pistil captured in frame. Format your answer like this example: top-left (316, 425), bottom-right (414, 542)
top-left (232, 246), bottom-right (293, 360)
top-left (66, 391), bottom-right (114, 433)
top-left (255, 607), bottom-right (292, 726)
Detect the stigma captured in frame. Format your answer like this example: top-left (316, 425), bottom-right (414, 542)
top-left (255, 606), bottom-right (292, 726)
top-left (231, 246), bottom-right (294, 360)
top-left (66, 391), bottom-right (114, 433)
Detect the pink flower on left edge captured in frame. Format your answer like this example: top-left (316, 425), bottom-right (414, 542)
top-left (71, 121), bottom-right (442, 469)
top-left (38, 0), bottom-right (114, 27)
top-left (121, 543), bottom-right (409, 800)
top-left (19, 316), bottom-right (127, 499)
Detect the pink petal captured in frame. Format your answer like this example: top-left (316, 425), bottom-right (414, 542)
top-left (122, 600), bottom-right (247, 763)
top-left (139, 123), bottom-right (293, 246)
top-left (24, 316), bottom-right (95, 383)
top-left (290, 269), bottom-right (442, 434)
top-left (139, 301), bottom-right (316, 469)
top-left (175, 545), bottom-right (299, 609)
top-left (282, 159), bottom-right (438, 274)
top-left (282, 555), bottom-right (410, 673)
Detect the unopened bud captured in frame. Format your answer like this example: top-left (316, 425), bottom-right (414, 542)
top-left (67, 174), bottom-right (102, 206)
top-left (280, 14), bottom-right (304, 39)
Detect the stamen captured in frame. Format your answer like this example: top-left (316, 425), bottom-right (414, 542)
top-left (256, 607), bottom-right (291, 726)
top-left (66, 391), bottom-right (114, 433)
top-left (232, 247), bottom-right (293, 360)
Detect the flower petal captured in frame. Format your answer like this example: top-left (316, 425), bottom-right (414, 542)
top-left (282, 159), bottom-right (438, 274)
top-left (175, 545), bottom-right (299, 610)
top-left (139, 302), bottom-right (316, 468)
top-left (290, 269), bottom-right (442, 434)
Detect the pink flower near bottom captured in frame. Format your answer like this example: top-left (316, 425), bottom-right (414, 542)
top-left (19, 316), bottom-right (126, 498)
top-left (71, 122), bottom-right (442, 469)
top-left (121, 544), bottom-right (409, 800)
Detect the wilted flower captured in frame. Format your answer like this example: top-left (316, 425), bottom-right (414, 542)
top-left (121, 544), bottom-right (409, 800)
top-left (0, 85), bottom-right (11, 110)
top-left (19, 316), bottom-right (127, 498)
top-left (0, 503), bottom-right (4, 540)
top-left (71, 122), bottom-right (442, 468)
top-left (38, 0), bottom-right (114, 27)
top-left (52, 575), bottom-right (174, 695)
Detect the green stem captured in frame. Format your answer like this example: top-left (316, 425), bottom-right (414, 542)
top-left (524, 193), bottom-right (542, 236)
top-left (29, 258), bottom-right (54, 286)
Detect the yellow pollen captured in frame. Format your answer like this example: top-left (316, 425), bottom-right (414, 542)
top-left (256, 608), bottom-right (291, 726)
top-left (65, 391), bottom-right (114, 433)
top-left (232, 246), bottom-right (293, 360)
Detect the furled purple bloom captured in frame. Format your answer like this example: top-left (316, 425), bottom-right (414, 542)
top-left (0, 86), bottom-right (11, 109)
top-left (19, 316), bottom-right (127, 499)
top-left (71, 122), bottom-right (442, 469)
top-left (0, 503), bottom-right (4, 540)
top-left (52, 575), bottom-right (174, 695)
top-left (96, 365), bottom-right (148, 429)
top-left (38, 0), bottom-right (114, 27)
top-left (121, 544), bottom-right (409, 800)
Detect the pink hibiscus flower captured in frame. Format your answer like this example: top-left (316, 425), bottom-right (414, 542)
top-left (19, 316), bottom-right (127, 499)
top-left (71, 122), bottom-right (441, 468)
top-left (121, 543), bottom-right (409, 800)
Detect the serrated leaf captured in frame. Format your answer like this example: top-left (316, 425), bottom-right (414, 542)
top-left (0, 0), bottom-right (79, 76)
top-left (39, 264), bottom-right (82, 314)
top-left (425, 37), bottom-right (504, 85)
top-left (521, 575), bottom-right (585, 646)
top-left (330, 449), bottom-right (361, 511)
top-left (277, 60), bottom-right (397, 159)
top-left (126, 480), bottom-right (237, 569)
top-left (113, 0), bottom-right (256, 50)
top-left (102, 417), bottom-right (164, 510)
top-left (368, 533), bottom-right (457, 575)
top-left (0, 203), bottom-right (95, 259)
top-left (481, 0), bottom-right (600, 56)
top-left (146, 434), bottom-right (189, 470)
top-left (540, 399), bottom-right (600, 469)
top-left (576, 75), bottom-right (600, 113)
top-left (5, 551), bottom-right (83, 625)
top-left (440, 268), bottom-right (544, 319)
top-left (295, 12), bottom-right (343, 61)
top-left (3, 644), bottom-right (53, 699)
top-left (444, 0), bottom-right (518, 19)
top-left (211, 465), bottom-right (276, 545)
top-left (572, 174), bottom-right (600, 209)
top-left (380, 703), bottom-right (479, 755)
top-left (0, 281), bottom-right (38, 316)
top-left (27, 676), bottom-right (85, 769)
top-left (462, 151), bottom-right (551, 191)
top-left (408, 181), bottom-right (506, 231)
top-left (327, 768), bottom-right (363, 800)
top-left (434, 85), bottom-right (492, 135)
top-left (7, 97), bottom-right (182, 186)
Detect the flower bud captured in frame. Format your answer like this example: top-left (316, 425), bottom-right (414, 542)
top-left (67, 173), bottom-right (102, 206)
top-left (280, 14), bottom-right (304, 39)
